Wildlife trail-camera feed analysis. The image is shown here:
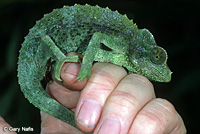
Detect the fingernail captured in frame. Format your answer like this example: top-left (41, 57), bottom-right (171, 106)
top-left (76, 99), bottom-right (101, 127)
top-left (98, 118), bottom-right (121, 134)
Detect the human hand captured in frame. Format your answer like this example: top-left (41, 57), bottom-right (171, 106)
top-left (41, 53), bottom-right (186, 134)
top-left (0, 116), bottom-right (16, 134)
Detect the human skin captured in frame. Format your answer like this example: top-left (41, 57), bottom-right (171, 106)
top-left (0, 53), bottom-right (186, 134)
top-left (41, 53), bottom-right (186, 134)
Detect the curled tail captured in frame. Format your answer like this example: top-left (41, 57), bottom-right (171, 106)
top-left (17, 57), bottom-right (77, 128)
top-left (17, 36), bottom-right (85, 132)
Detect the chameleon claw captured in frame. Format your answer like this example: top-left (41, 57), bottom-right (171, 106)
top-left (53, 61), bottom-right (63, 82)
top-left (76, 64), bottom-right (92, 82)
top-left (76, 74), bottom-right (85, 82)
top-left (76, 69), bottom-right (89, 82)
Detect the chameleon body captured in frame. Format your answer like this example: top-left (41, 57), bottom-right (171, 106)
top-left (17, 4), bottom-right (171, 133)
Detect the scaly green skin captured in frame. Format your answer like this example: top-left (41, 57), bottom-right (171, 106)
top-left (17, 4), bottom-right (172, 133)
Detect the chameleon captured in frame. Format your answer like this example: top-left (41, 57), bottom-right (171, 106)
top-left (17, 4), bottom-right (172, 133)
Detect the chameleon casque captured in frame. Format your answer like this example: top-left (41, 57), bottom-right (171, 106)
top-left (18, 4), bottom-right (172, 133)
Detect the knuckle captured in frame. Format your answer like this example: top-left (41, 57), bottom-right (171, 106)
top-left (110, 90), bottom-right (138, 110)
top-left (129, 74), bottom-right (153, 86)
top-left (138, 110), bottom-right (166, 133)
top-left (131, 98), bottom-right (184, 134)
top-left (121, 74), bottom-right (155, 99)
top-left (136, 99), bottom-right (178, 133)
top-left (128, 74), bottom-right (154, 93)
top-left (92, 63), bottom-right (126, 86)
top-left (155, 98), bottom-right (177, 116)
top-left (90, 71), bottom-right (117, 89)
top-left (171, 111), bottom-right (187, 134)
top-left (171, 121), bottom-right (187, 134)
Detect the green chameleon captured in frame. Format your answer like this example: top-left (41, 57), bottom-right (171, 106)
top-left (17, 4), bottom-right (172, 133)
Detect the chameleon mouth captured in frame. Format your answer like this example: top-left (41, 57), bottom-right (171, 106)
top-left (150, 65), bottom-right (172, 82)
top-left (157, 71), bottom-right (171, 82)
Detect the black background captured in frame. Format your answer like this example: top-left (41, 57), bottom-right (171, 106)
top-left (0, 0), bottom-right (199, 133)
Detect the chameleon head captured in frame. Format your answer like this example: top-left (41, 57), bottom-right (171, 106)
top-left (130, 29), bottom-right (172, 82)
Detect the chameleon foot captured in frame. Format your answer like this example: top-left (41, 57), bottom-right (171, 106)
top-left (76, 63), bottom-right (92, 82)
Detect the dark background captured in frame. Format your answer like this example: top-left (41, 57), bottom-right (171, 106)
top-left (0, 0), bottom-right (199, 133)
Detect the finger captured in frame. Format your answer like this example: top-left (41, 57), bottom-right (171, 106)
top-left (75, 63), bottom-right (127, 133)
top-left (40, 111), bottom-right (83, 134)
top-left (60, 62), bottom-right (87, 91)
top-left (48, 52), bottom-right (86, 109)
top-left (46, 81), bottom-right (80, 109)
top-left (94, 74), bottom-right (156, 134)
top-left (129, 98), bottom-right (187, 134)
top-left (53, 52), bottom-right (87, 91)
top-left (0, 116), bottom-right (16, 134)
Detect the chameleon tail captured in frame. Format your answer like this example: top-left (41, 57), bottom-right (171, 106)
top-left (17, 60), bottom-right (78, 129)
top-left (18, 35), bottom-right (87, 133)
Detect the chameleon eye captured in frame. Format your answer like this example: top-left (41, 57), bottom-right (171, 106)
top-left (150, 47), bottom-right (167, 65)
